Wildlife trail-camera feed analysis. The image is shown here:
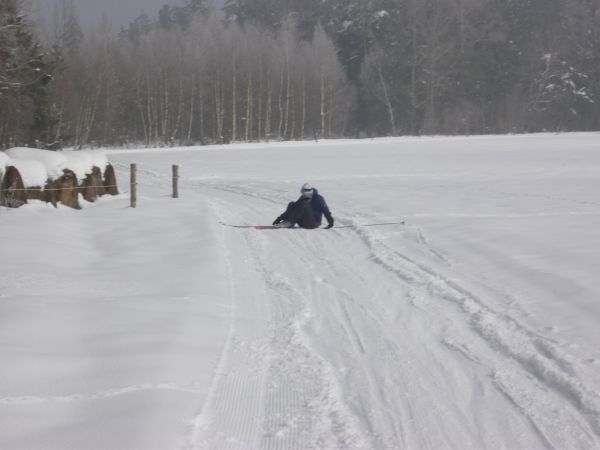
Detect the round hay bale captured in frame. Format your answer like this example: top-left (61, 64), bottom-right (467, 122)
top-left (42, 179), bottom-right (59, 207)
top-left (0, 166), bottom-right (27, 208)
top-left (23, 185), bottom-right (45, 203)
top-left (55, 169), bottom-right (80, 209)
top-left (103, 163), bottom-right (119, 195)
top-left (81, 166), bottom-right (105, 202)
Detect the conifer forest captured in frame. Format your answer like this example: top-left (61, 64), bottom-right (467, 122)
top-left (1, 0), bottom-right (599, 149)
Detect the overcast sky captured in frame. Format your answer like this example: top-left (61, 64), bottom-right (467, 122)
top-left (36, 0), bottom-right (186, 28)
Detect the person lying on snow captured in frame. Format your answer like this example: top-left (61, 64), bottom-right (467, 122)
top-left (273, 183), bottom-right (335, 229)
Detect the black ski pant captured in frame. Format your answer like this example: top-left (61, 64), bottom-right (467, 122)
top-left (283, 201), bottom-right (318, 229)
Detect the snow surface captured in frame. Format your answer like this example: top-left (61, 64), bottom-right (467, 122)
top-left (0, 152), bottom-right (10, 176)
top-left (4, 158), bottom-right (48, 188)
top-left (6, 147), bottom-right (68, 181)
top-left (1, 133), bottom-right (600, 449)
top-left (59, 150), bottom-right (109, 182)
top-left (4, 147), bottom-right (109, 185)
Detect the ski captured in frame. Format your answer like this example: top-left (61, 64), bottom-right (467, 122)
top-left (220, 221), bottom-right (405, 229)
top-left (219, 223), bottom-right (296, 230)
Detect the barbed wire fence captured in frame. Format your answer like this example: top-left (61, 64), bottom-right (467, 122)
top-left (0, 164), bottom-right (180, 211)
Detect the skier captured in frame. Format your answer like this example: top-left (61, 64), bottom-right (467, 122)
top-left (272, 183), bottom-right (335, 229)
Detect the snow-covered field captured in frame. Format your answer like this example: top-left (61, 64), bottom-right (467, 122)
top-left (1, 133), bottom-right (599, 449)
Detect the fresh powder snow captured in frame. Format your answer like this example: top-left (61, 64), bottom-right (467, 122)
top-left (1, 133), bottom-right (599, 449)
top-left (6, 147), bottom-right (69, 181)
top-left (0, 152), bottom-right (10, 176)
top-left (3, 158), bottom-right (48, 188)
top-left (59, 150), bottom-right (110, 182)
top-left (4, 148), bottom-right (109, 184)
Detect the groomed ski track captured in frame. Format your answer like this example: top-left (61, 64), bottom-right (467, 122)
top-left (161, 173), bottom-right (600, 450)
top-left (86, 135), bottom-right (600, 450)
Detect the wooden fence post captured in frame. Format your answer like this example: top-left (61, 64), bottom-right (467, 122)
top-left (130, 163), bottom-right (137, 208)
top-left (172, 165), bottom-right (179, 199)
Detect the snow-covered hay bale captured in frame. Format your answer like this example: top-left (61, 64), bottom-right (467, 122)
top-left (2, 152), bottom-right (81, 209)
top-left (6, 159), bottom-right (48, 190)
top-left (80, 166), bottom-right (105, 202)
top-left (6, 147), bottom-right (68, 181)
top-left (59, 150), bottom-right (109, 181)
top-left (103, 164), bottom-right (119, 195)
top-left (0, 166), bottom-right (28, 208)
top-left (2, 148), bottom-right (116, 208)
top-left (45, 169), bottom-right (80, 209)
top-left (0, 159), bottom-right (49, 207)
top-left (59, 150), bottom-right (114, 200)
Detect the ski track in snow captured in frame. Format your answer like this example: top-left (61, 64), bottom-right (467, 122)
top-left (349, 226), bottom-right (600, 449)
top-left (131, 166), bottom-right (600, 449)
top-left (185, 189), bottom-right (367, 449)
top-left (0, 383), bottom-right (204, 405)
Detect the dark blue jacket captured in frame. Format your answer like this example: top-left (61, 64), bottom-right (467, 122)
top-left (277, 189), bottom-right (334, 228)
top-left (305, 189), bottom-right (334, 226)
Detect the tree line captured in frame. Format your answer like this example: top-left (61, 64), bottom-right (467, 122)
top-left (1, 0), bottom-right (599, 149)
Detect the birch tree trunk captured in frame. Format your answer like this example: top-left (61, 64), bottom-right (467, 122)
top-left (277, 64), bottom-right (284, 139)
top-left (146, 76), bottom-right (156, 144)
top-left (290, 85), bottom-right (296, 140)
top-left (187, 78), bottom-right (195, 143)
top-left (169, 77), bottom-right (184, 145)
top-left (80, 84), bottom-right (101, 148)
top-left (231, 51), bottom-right (237, 142)
top-left (199, 95), bottom-right (204, 144)
top-left (136, 79), bottom-right (149, 145)
top-left (161, 72), bottom-right (170, 144)
top-left (377, 59), bottom-right (397, 135)
top-left (265, 78), bottom-right (272, 141)
top-left (300, 75), bottom-right (306, 139)
top-left (327, 80), bottom-right (333, 138)
top-left (320, 66), bottom-right (326, 137)
top-left (283, 52), bottom-right (291, 139)
top-left (245, 71), bottom-right (252, 141)
top-left (215, 78), bottom-right (223, 143)
top-left (257, 63), bottom-right (263, 141)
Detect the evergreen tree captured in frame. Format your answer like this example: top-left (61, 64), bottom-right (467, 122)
top-left (0, 0), bottom-right (54, 147)
top-left (224, 0), bottom-right (288, 31)
top-left (158, 0), bottom-right (208, 30)
top-left (3, 0), bottom-right (598, 148)
top-left (119, 11), bottom-right (152, 44)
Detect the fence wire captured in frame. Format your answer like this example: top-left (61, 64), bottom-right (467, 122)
top-left (0, 184), bottom-right (122, 193)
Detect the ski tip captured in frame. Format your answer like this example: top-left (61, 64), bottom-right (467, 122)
top-left (220, 223), bottom-right (292, 229)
